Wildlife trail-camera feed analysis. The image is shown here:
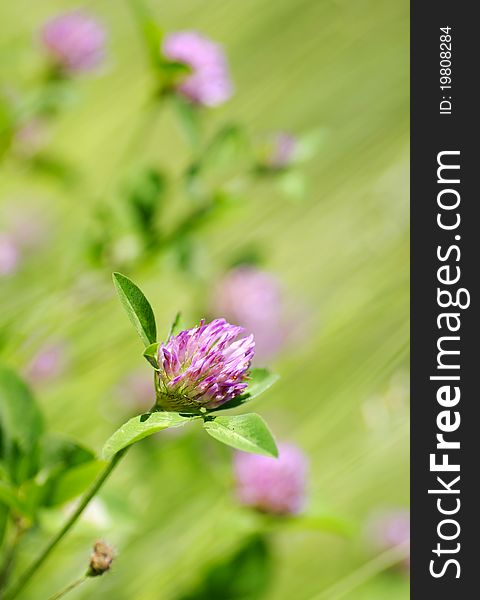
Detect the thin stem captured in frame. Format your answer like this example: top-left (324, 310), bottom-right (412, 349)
top-left (47, 576), bottom-right (87, 600)
top-left (4, 448), bottom-right (128, 600)
top-left (0, 523), bottom-right (25, 593)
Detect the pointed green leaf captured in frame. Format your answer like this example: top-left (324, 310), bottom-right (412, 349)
top-left (203, 413), bottom-right (278, 457)
top-left (102, 412), bottom-right (196, 460)
top-left (48, 460), bottom-right (104, 507)
top-left (245, 369), bottom-right (279, 400)
top-left (113, 272), bottom-right (157, 346)
top-left (211, 369), bottom-right (279, 411)
top-left (143, 342), bottom-right (160, 369)
top-left (128, 0), bottom-right (164, 70)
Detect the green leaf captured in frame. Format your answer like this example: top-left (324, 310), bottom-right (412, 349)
top-left (128, 0), bottom-right (164, 70)
top-left (201, 124), bottom-right (248, 172)
top-left (179, 535), bottom-right (272, 600)
top-left (172, 96), bottom-right (201, 149)
top-left (0, 367), bottom-right (44, 455)
top-left (143, 342), bottom-right (160, 369)
top-left (0, 368), bottom-right (44, 483)
top-left (0, 480), bottom-right (24, 514)
top-left (48, 460), bottom-right (104, 506)
top-left (40, 435), bottom-right (96, 472)
top-left (161, 61), bottom-right (191, 83)
top-left (125, 168), bottom-right (167, 245)
top-left (203, 414), bottom-right (278, 457)
top-left (102, 412), bottom-right (196, 460)
top-left (211, 369), bottom-right (279, 412)
top-left (245, 369), bottom-right (279, 400)
top-left (112, 272), bottom-right (157, 346)
top-left (37, 435), bottom-right (101, 508)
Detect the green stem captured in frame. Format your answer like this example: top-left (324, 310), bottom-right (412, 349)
top-left (4, 448), bottom-right (128, 600)
top-left (47, 576), bottom-right (87, 600)
top-left (0, 523), bottom-right (25, 594)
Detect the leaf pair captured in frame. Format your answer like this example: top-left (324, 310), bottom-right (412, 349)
top-left (103, 412), bottom-right (277, 460)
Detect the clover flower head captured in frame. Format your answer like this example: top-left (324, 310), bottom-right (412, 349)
top-left (156, 318), bottom-right (254, 412)
top-left (0, 234), bottom-right (20, 276)
top-left (265, 132), bottom-right (297, 169)
top-left (162, 31), bottom-right (233, 107)
top-left (213, 266), bottom-right (286, 362)
top-left (234, 443), bottom-right (308, 515)
top-left (41, 11), bottom-right (106, 73)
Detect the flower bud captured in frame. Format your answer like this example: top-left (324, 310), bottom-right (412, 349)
top-left (162, 31), bottom-right (233, 107)
top-left (234, 443), bottom-right (308, 515)
top-left (88, 540), bottom-right (115, 577)
top-left (156, 318), bottom-right (254, 412)
top-left (41, 11), bottom-right (106, 74)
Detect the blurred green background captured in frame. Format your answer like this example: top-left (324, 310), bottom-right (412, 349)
top-left (1, 0), bottom-right (409, 598)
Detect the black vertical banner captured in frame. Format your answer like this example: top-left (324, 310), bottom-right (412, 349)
top-left (411, 1), bottom-right (478, 597)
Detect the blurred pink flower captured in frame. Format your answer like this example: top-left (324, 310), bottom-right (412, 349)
top-left (366, 508), bottom-right (410, 570)
top-left (213, 266), bottom-right (287, 363)
top-left (163, 31), bottom-right (233, 107)
top-left (234, 443), bottom-right (308, 515)
top-left (0, 234), bottom-right (20, 276)
top-left (41, 11), bottom-right (106, 73)
top-left (265, 132), bottom-right (297, 169)
top-left (25, 341), bottom-right (68, 384)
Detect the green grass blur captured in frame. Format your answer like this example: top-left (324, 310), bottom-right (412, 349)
top-left (1, 0), bottom-right (409, 598)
